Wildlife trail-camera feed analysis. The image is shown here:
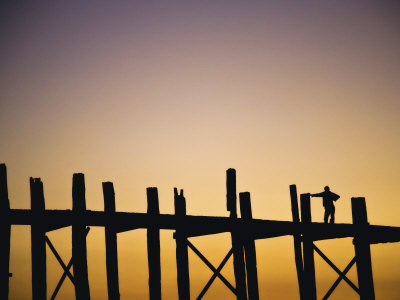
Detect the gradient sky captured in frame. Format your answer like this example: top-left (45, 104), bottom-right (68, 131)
top-left (1, 1), bottom-right (400, 299)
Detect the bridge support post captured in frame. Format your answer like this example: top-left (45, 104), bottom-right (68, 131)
top-left (239, 192), bottom-right (259, 300)
top-left (72, 173), bottom-right (91, 300)
top-left (0, 164), bottom-right (11, 300)
top-left (352, 197), bottom-right (375, 300)
top-left (147, 187), bottom-right (161, 300)
top-left (30, 178), bottom-right (47, 300)
top-left (174, 188), bottom-right (190, 300)
top-left (300, 193), bottom-right (316, 300)
top-left (227, 169), bottom-right (248, 300)
top-left (103, 182), bottom-right (120, 300)
top-left (289, 185), bottom-right (305, 300)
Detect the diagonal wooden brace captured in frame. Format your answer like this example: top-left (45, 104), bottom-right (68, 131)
top-left (197, 248), bottom-right (234, 300)
top-left (47, 227), bottom-right (90, 300)
top-left (322, 256), bottom-right (357, 300)
top-left (313, 244), bottom-right (359, 294)
top-left (186, 239), bottom-right (236, 295)
top-left (45, 236), bottom-right (75, 284)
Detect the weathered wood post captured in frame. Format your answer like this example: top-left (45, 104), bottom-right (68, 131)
top-left (352, 197), bottom-right (375, 300)
top-left (103, 182), bottom-right (120, 300)
top-left (30, 177), bottom-right (47, 300)
top-left (147, 187), bottom-right (161, 300)
top-left (289, 185), bottom-right (305, 300)
top-left (174, 188), bottom-right (190, 300)
top-left (227, 169), bottom-right (248, 300)
top-left (300, 193), bottom-right (316, 300)
top-left (0, 164), bottom-right (11, 300)
top-left (72, 173), bottom-right (91, 300)
top-left (239, 192), bottom-right (259, 300)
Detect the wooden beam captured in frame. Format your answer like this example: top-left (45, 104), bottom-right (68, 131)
top-left (147, 187), bottom-right (161, 300)
top-left (72, 173), bottom-right (90, 300)
top-left (30, 177), bottom-right (47, 300)
top-left (0, 164), bottom-right (10, 300)
top-left (313, 244), bottom-right (358, 294)
top-left (186, 240), bottom-right (235, 295)
top-left (197, 249), bottom-right (234, 299)
top-left (322, 257), bottom-right (357, 300)
top-left (45, 236), bottom-right (74, 284)
top-left (103, 182), bottom-right (120, 300)
top-left (300, 193), bottom-right (316, 300)
top-left (50, 227), bottom-right (90, 300)
top-left (352, 197), bottom-right (375, 300)
top-left (289, 185), bottom-right (305, 300)
top-left (228, 169), bottom-right (248, 300)
top-left (227, 168), bottom-right (237, 218)
top-left (4, 208), bottom-right (400, 243)
top-left (174, 188), bottom-right (190, 300)
top-left (239, 192), bottom-right (259, 300)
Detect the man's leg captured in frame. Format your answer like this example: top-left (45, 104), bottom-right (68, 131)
top-left (324, 208), bottom-right (329, 223)
top-left (330, 206), bottom-right (335, 223)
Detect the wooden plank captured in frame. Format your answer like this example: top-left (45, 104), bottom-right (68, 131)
top-left (352, 197), bottom-right (375, 300)
top-left (5, 209), bottom-right (400, 243)
top-left (227, 169), bottom-right (237, 218)
top-left (239, 192), bottom-right (259, 300)
top-left (0, 164), bottom-right (11, 300)
top-left (30, 177), bottom-right (47, 300)
top-left (300, 193), bottom-right (316, 300)
top-left (72, 173), bottom-right (91, 300)
top-left (103, 182), bottom-right (120, 300)
top-left (174, 188), bottom-right (190, 300)
top-left (147, 187), bottom-right (161, 300)
top-left (228, 169), bottom-right (247, 300)
top-left (289, 185), bottom-right (305, 300)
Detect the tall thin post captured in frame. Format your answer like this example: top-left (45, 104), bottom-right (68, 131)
top-left (300, 193), bottom-right (316, 300)
top-left (290, 185), bottom-right (305, 300)
top-left (72, 173), bottom-right (90, 300)
top-left (239, 192), bottom-right (259, 300)
top-left (147, 187), bottom-right (161, 300)
top-left (103, 182), bottom-right (120, 300)
top-left (174, 188), bottom-right (190, 300)
top-left (227, 169), bottom-right (248, 300)
top-left (352, 197), bottom-right (375, 300)
top-left (0, 164), bottom-right (11, 300)
top-left (30, 178), bottom-right (47, 300)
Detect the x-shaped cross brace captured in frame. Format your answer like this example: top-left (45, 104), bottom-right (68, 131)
top-left (313, 244), bottom-right (359, 300)
top-left (45, 227), bottom-right (90, 300)
top-left (186, 239), bottom-right (236, 300)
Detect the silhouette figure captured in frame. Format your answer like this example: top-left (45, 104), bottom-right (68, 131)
top-left (311, 186), bottom-right (340, 223)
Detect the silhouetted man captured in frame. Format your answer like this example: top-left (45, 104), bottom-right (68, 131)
top-left (311, 186), bottom-right (340, 223)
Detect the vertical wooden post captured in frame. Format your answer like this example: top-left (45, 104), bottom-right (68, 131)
top-left (227, 168), bottom-right (237, 218)
top-left (239, 192), bottom-right (259, 300)
top-left (290, 185), bottom-right (305, 300)
top-left (103, 182), bottom-right (120, 300)
top-left (174, 188), bottom-right (190, 300)
top-left (300, 193), bottom-right (316, 300)
top-left (30, 177), bottom-right (47, 300)
top-left (72, 173), bottom-right (90, 300)
top-left (147, 187), bottom-right (161, 300)
top-left (352, 197), bottom-right (375, 300)
top-left (227, 169), bottom-right (248, 300)
top-left (0, 164), bottom-right (11, 300)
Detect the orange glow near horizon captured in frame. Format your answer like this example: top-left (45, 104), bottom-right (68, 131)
top-left (2, 1), bottom-right (400, 299)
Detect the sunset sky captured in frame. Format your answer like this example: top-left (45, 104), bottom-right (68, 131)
top-left (1, 1), bottom-right (400, 299)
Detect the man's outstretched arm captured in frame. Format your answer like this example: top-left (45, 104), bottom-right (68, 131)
top-left (310, 192), bottom-right (325, 197)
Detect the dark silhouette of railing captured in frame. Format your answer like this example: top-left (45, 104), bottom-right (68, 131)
top-left (1, 163), bottom-right (400, 300)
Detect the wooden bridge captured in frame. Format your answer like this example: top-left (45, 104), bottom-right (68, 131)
top-left (1, 163), bottom-right (400, 300)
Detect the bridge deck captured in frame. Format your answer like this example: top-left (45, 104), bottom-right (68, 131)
top-left (5, 209), bottom-right (400, 244)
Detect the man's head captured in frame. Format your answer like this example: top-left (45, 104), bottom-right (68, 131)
top-left (324, 186), bottom-right (330, 191)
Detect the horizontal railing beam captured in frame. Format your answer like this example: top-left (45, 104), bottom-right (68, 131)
top-left (5, 209), bottom-right (400, 243)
